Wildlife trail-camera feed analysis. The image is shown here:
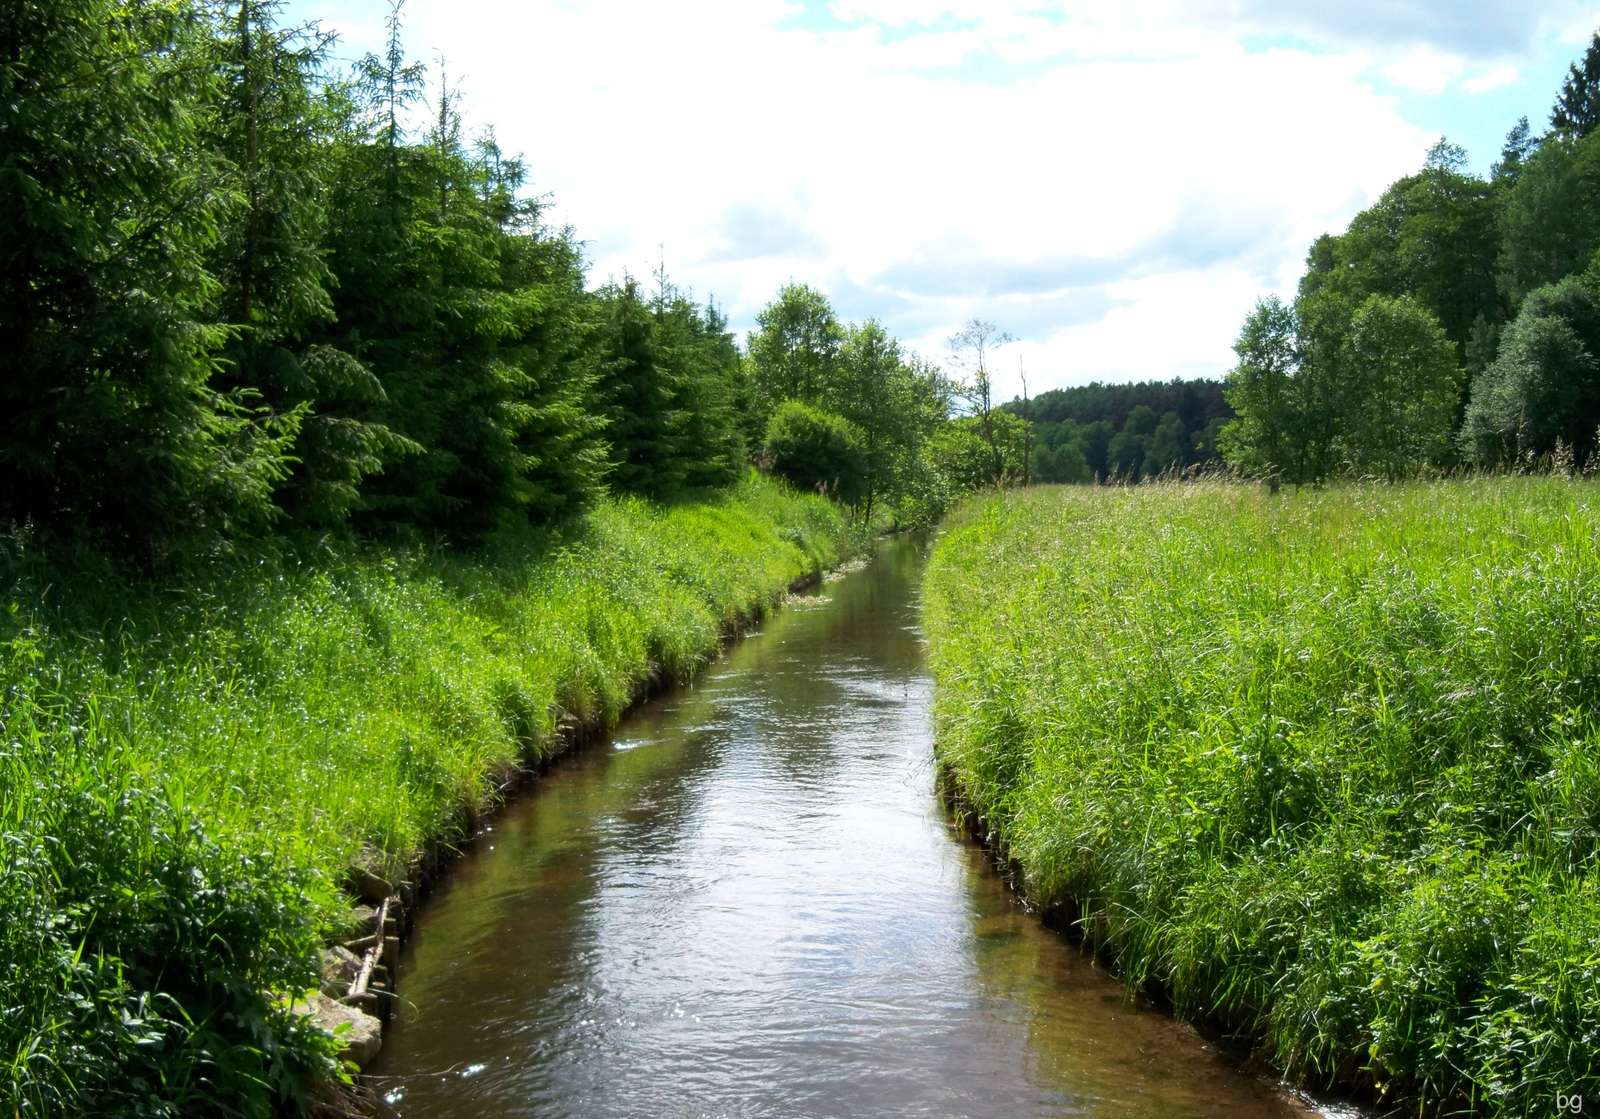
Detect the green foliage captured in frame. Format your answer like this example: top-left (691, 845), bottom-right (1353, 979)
top-left (1502, 127), bottom-right (1600, 303)
top-left (2, 724), bottom-right (342, 1117)
top-left (1462, 277), bottom-right (1600, 465)
top-left (584, 274), bottom-right (750, 501)
top-left (1015, 380), bottom-right (1230, 482)
top-left (487, 184), bottom-right (610, 520)
top-left (763, 401), bottom-right (869, 503)
top-left (833, 322), bottom-right (949, 520)
top-left (1493, 116), bottom-right (1540, 185)
top-left (1551, 31), bottom-right (1600, 139)
top-left (745, 288), bottom-right (950, 520)
top-left (946, 318), bottom-right (1015, 488)
top-left (3, 0), bottom-right (750, 550)
top-left (663, 296), bottom-right (747, 490)
top-left (925, 479), bottom-right (1600, 1117)
top-left (745, 283), bottom-right (846, 442)
top-left (1220, 296), bottom-right (1297, 488)
top-left (1265, 55), bottom-right (1600, 484)
top-left (1222, 292), bottom-right (1459, 485)
top-left (0, 0), bottom-right (296, 548)
top-left (925, 422), bottom-right (1001, 494)
top-left (201, 1), bottom-right (398, 527)
top-left (320, 24), bottom-right (543, 538)
top-left (0, 476), bottom-right (853, 1115)
top-left (589, 277), bottom-right (687, 498)
top-left (1299, 142), bottom-right (1499, 357)
top-left (1032, 436), bottom-right (1092, 484)
top-left (1344, 295), bottom-right (1462, 480)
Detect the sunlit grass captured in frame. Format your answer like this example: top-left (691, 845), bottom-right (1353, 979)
top-left (0, 473), bottom-right (855, 1116)
top-left (924, 477), bottom-right (1600, 1117)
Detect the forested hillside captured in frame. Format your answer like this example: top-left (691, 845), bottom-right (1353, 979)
top-left (1220, 35), bottom-right (1600, 485)
top-left (1008, 379), bottom-right (1232, 482)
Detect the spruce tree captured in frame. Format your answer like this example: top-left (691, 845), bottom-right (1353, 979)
top-left (591, 277), bottom-right (687, 498)
top-left (1552, 32), bottom-right (1600, 139)
top-left (1492, 117), bottom-right (1539, 185)
top-left (0, 0), bottom-right (295, 549)
top-left (203, 0), bottom-right (399, 525)
top-left (653, 283), bottom-right (745, 490)
top-left (480, 136), bottom-right (610, 521)
top-left (321, 4), bottom-right (533, 538)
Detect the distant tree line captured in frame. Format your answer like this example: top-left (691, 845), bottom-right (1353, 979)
top-left (1005, 380), bottom-right (1232, 482)
top-left (1222, 31), bottom-right (1600, 485)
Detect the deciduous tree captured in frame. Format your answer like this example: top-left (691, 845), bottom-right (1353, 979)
top-left (1219, 296), bottom-right (1298, 492)
top-left (1344, 295), bottom-right (1461, 480)
top-left (947, 318), bottom-right (1016, 486)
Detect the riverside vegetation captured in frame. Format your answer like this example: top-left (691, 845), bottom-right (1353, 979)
top-left (925, 479), bottom-right (1600, 1117)
top-left (14, 1), bottom-right (1600, 1116)
top-left (2, 2), bottom-right (959, 1111)
top-left (2, 475), bottom-right (858, 1115)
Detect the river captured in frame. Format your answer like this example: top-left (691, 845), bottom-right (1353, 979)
top-left (370, 535), bottom-right (1324, 1118)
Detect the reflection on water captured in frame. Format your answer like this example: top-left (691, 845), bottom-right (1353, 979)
top-left (371, 536), bottom-right (1316, 1119)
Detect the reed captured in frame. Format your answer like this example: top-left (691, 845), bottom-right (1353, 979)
top-left (1, 473), bottom-right (856, 1117)
top-left (924, 477), bottom-right (1600, 1117)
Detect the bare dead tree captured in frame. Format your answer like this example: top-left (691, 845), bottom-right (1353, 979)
top-left (947, 318), bottom-right (1015, 486)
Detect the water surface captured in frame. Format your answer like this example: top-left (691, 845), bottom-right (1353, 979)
top-left (372, 536), bottom-right (1318, 1119)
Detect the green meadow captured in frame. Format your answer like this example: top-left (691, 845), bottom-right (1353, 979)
top-left (1, 475), bottom-right (854, 1116)
top-left (924, 478), bottom-right (1600, 1116)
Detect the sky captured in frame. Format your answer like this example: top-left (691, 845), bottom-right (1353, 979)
top-left (285, 0), bottom-right (1600, 400)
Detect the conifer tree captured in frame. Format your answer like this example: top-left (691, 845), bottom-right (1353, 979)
top-left (0, 0), bottom-right (296, 549)
top-left (203, 0), bottom-right (399, 525)
top-left (481, 137), bottom-right (610, 520)
top-left (1552, 32), bottom-right (1600, 139)
top-left (317, 3), bottom-right (435, 527)
top-left (1492, 117), bottom-right (1539, 184)
top-left (320, 4), bottom-right (536, 538)
top-left (591, 277), bottom-right (687, 498)
top-left (653, 283), bottom-right (745, 490)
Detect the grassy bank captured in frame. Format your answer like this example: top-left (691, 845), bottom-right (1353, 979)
top-left (1, 474), bottom-right (855, 1117)
top-left (924, 479), bottom-right (1600, 1117)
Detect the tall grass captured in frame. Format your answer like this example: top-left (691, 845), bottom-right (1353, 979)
top-left (924, 478), bottom-right (1600, 1117)
top-left (1, 474), bottom-right (855, 1117)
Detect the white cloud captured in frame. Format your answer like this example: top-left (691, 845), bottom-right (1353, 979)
top-left (1463, 63), bottom-right (1522, 94)
top-left (295, 0), bottom-right (1583, 391)
top-left (1381, 45), bottom-right (1467, 94)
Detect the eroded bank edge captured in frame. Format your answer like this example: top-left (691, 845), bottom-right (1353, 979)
top-left (298, 554), bottom-right (857, 1105)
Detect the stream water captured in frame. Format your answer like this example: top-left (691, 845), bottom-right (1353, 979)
top-left (370, 536), bottom-right (1323, 1119)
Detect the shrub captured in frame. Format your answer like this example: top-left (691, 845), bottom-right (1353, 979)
top-left (762, 400), bottom-right (868, 504)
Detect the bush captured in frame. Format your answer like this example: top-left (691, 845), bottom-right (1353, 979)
top-left (762, 400), bottom-right (868, 504)
top-left (1461, 277), bottom-right (1600, 467)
